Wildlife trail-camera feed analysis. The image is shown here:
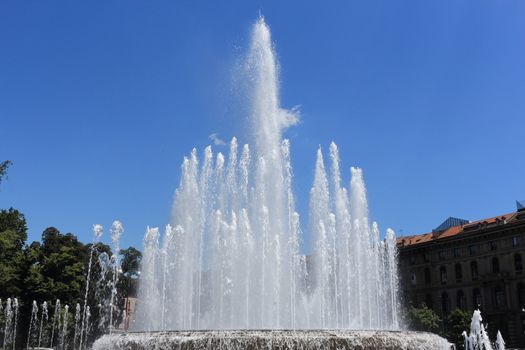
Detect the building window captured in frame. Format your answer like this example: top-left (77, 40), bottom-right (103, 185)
top-left (457, 290), bottom-right (466, 309)
top-left (442, 292), bottom-right (450, 314)
top-left (410, 272), bottom-right (417, 285)
top-left (513, 236), bottom-right (522, 247)
top-left (440, 266), bottom-right (447, 285)
top-left (439, 251), bottom-right (447, 261)
top-left (494, 286), bottom-right (506, 308)
top-left (455, 263), bottom-right (463, 283)
top-left (492, 257), bottom-right (500, 274)
top-left (424, 267), bottom-right (431, 285)
top-left (515, 253), bottom-right (523, 274)
top-left (471, 261), bottom-right (479, 281)
top-left (518, 283), bottom-right (525, 308)
top-left (453, 248), bottom-right (461, 258)
top-left (490, 241), bottom-right (498, 251)
top-left (409, 256), bottom-right (416, 265)
top-left (469, 245), bottom-right (478, 256)
top-left (423, 252), bottom-right (430, 262)
top-left (473, 288), bottom-right (482, 308)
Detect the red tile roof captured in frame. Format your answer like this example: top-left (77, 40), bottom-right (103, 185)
top-left (397, 212), bottom-right (516, 248)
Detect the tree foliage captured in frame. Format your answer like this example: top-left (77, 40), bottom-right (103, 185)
top-left (406, 304), bottom-right (442, 334)
top-left (119, 247), bottom-right (142, 299)
top-left (121, 247), bottom-right (142, 278)
top-left (0, 208), bottom-right (27, 296)
top-left (0, 207), bottom-right (142, 347)
top-left (0, 160), bottom-right (12, 185)
top-left (445, 308), bottom-right (472, 349)
top-left (0, 208), bottom-right (28, 250)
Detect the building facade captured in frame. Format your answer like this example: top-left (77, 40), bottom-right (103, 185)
top-left (397, 205), bottom-right (525, 348)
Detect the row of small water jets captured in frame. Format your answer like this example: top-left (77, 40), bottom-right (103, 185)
top-left (463, 310), bottom-right (505, 350)
top-left (1, 298), bottom-right (93, 350)
top-left (0, 221), bottom-right (124, 350)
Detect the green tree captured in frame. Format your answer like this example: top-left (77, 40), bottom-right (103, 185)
top-left (0, 209), bottom-right (143, 346)
top-left (0, 208), bottom-right (27, 298)
top-left (0, 160), bottom-right (12, 185)
top-left (38, 227), bottom-right (89, 305)
top-left (0, 208), bottom-right (28, 250)
top-left (406, 304), bottom-right (442, 334)
top-left (445, 308), bottom-right (472, 349)
top-left (121, 247), bottom-right (142, 279)
top-left (118, 247), bottom-right (142, 299)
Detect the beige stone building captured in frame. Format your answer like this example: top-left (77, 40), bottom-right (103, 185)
top-left (397, 202), bottom-right (525, 348)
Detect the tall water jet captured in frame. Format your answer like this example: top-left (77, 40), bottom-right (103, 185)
top-left (109, 221), bottom-right (123, 334)
top-left (79, 225), bottom-right (103, 350)
top-left (84, 306), bottom-right (91, 350)
top-left (135, 226), bottom-right (160, 330)
top-left (96, 251), bottom-right (111, 334)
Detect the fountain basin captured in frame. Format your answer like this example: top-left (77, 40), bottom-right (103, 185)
top-left (93, 329), bottom-right (451, 350)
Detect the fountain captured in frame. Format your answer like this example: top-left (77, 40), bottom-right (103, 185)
top-left (93, 16), bottom-right (450, 349)
top-left (50, 299), bottom-right (61, 349)
top-left (26, 300), bottom-right (39, 349)
top-left (37, 301), bottom-right (49, 349)
top-left (3, 298), bottom-right (13, 350)
top-left (79, 224), bottom-right (103, 350)
top-left (74, 303), bottom-right (82, 350)
top-left (109, 220), bottom-right (123, 335)
top-left (59, 304), bottom-right (69, 350)
top-left (462, 309), bottom-right (506, 350)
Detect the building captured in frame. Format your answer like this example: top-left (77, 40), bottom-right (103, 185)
top-left (397, 201), bottom-right (525, 348)
top-left (117, 297), bottom-right (138, 331)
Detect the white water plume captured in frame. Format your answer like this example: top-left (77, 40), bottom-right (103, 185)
top-left (109, 220), bottom-right (123, 334)
top-left (50, 299), bottom-right (61, 348)
top-left (37, 301), bottom-right (48, 349)
top-left (26, 300), bottom-right (38, 350)
top-left (135, 16), bottom-right (399, 331)
top-left (59, 305), bottom-right (69, 350)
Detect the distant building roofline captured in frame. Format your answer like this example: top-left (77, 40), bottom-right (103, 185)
top-left (397, 211), bottom-right (519, 248)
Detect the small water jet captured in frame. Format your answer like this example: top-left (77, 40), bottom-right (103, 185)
top-left (109, 221), bottom-right (123, 335)
top-left (59, 304), bottom-right (69, 350)
top-left (50, 299), bottom-right (61, 348)
top-left (74, 303), bottom-right (81, 350)
top-left (12, 298), bottom-right (19, 350)
top-left (3, 298), bottom-right (13, 350)
top-left (26, 300), bottom-right (39, 350)
top-left (37, 301), bottom-right (48, 349)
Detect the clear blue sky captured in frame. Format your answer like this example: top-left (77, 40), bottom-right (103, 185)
top-left (1, 1), bottom-right (524, 250)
